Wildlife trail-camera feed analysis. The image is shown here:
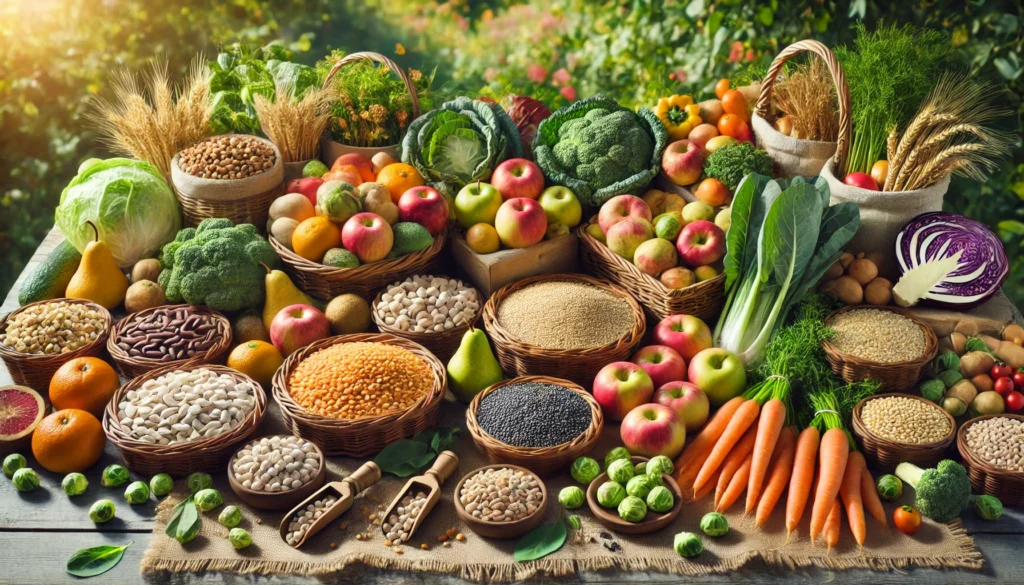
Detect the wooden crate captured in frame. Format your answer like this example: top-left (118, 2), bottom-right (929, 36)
top-left (449, 231), bottom-right (580, 298)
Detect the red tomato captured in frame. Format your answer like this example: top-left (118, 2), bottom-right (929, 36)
top-left (1007, 391), bottom-right (1024, 412)
top-left (843, 172), bottom-right (879, 191)
top-left (991, 364), bottom-right (1012, 379)
top-left (715, 78), bottom-right (732, 99)
top-left (721, 89), bottom-right (749, 121)
top-left (717, 113), bottom-right (744, 138)
top-left (894, 505), bottom-right (921, 535)
top-left (995, 376), bottom-right (1015, 397)
top-left (1013, 371), bottom-right (1024, 390)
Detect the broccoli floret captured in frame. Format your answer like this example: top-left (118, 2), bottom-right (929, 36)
top-left (894, 460), bottom-right (972, 522)
top-left (702, 142), bottom-right (774, 191)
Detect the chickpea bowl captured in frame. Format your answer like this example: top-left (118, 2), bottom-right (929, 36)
top-left (227, 435), bottom-right (327, 511)
top-left (453, 464), bottom-right (548, 539)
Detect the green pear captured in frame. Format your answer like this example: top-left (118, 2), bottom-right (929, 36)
top-left (447, 327), bottom-right (503, 402)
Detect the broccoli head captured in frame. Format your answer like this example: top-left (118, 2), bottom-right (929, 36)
top-left (702, 142), bottom-right (774, 191)
top-left (158, 218), bottom-right (279, 312)
top-left (894, 460), bottom-right (971, 522)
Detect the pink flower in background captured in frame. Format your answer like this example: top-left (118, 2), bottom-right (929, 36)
top-left (540, 15), bottom-right (557, 30)
top-left (745, 49), bottom-right (756, 62)
top-left (672, 68), bottom-right (687, 83)
top-left (527, 63), bottom-right (548, 83)
top-left (484, 68), bottom-right (498, 82)
top-left (566, 53), bottom-right (579, 70)
top-left (728, 41), bottom-right (744, 63)
top-left (551, 68), bottom-right (570, 87)
top-left (560, 85), bottom-right (577, 101)
top-left (457, 16), bottom-right (468, 31)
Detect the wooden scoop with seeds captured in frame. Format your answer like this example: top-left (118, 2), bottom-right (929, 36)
top-left (280, 460), bottom-right (381, 549)
top-left (380, 450), bottom-right (459, 543)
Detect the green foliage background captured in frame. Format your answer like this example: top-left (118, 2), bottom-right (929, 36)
top-left (2, 0), bottom-right (1021, 304)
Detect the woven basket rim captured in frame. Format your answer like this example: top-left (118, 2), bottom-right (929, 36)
top-left (106, 304), bottom-right (233, 371)
top-left (957, 413), bottom-right (1024, 480)
top-left (370, 274), bottom-right (481, 341)
top-left (0, 298), bottom-right (112, 361)
top-left (852, 392), bottom-right (956, 451)
top-left (822, 305), bottom-right (938, 369)
top-left (270, 227), bottom-right (448, 278)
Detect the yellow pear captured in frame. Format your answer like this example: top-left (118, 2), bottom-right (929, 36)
top-left (263, 264), bottom-right (316, 329)
top-left (65, 221), bottom-right (130, 309)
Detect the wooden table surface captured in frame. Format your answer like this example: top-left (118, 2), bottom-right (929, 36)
top-left (3, 227), bottom-right (1024, 585)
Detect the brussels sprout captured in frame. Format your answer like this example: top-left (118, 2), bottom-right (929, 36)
top-left (559, 486), bottom-right (586, 509)
top-left (700, 512), bottom-right (729, 537)
top-left (229, 527), bottom-right (253, 550)
top-left (12, 467), bottom-right (39, 492)
top-left (187, 472), bottom-right (213, 494)
top-left (62, 472), bottom-right (89, 496)
top-left (194, 488), bottom-right (224, 512)
top-left (875, 474), bottom-right (903, 501)
top-left (570, 456), bottom-right (601, 484)
top-left (646, 455), bottom-right (674, 478)
top-left (625, 474), bottom-right (655, 499)
top-left (89, 499), bottom-right (116, 523)
top-left (101, 464), bottom-right (130, 487)
top-left (919, 378), bottom-right (945, 403)
top-left (617, 495), bottom-right (647, 522)
top-left (150, 473), bottom-right (174, 497)
top-left (596, 481), bottom-right (627, 508)
top-left (607, 458), bottom-right (635, 484)
top-left (124, 481), bottom-right (151, 504)
top-left (219, 505), bottom-right (243, 528)
top-left (942, 396), bottom-right (967, 417)
top-left (567, 515), bottom-right (582, 530)
top-left (3, 453), bottom-right (26, 478)
top-left (634, 462), bottom-right (647, 475)
top-left (674, 531), bottom-right (703, 557)
top-left (647, 485), bottom-right (674, 513)
top-left (604, 447), bottom-right (631, 469)
top-left (974, 495), bottom-right (1003, 521)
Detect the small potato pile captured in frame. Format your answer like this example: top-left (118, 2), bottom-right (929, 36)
top-left (820, 251), bottom-right (893, 306)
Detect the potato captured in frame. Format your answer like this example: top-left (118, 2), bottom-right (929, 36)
top-left (847, 258), bottom-right (879, 286)
top-left (864, 277), bottom-right (892, 306)
top-left (950, 332), bottom-right (967, 355)
top-left (945, 379), bottom-right (978, 406)
top-left (832, 275), bottom-right (863, 305)
top-left (971, 374), bottom-right (994, 393)
top-left (698, 99), bottom-right (724, 125)
top-left (822, 261), bottom-right (844, 282)
top-left (1002, 323), bottom-right (1024, 345)
top-left (839, 251), bottom-right (855, 270)
top-left (971, 391), bottom-right (1005, 416)
top-left (865, 252), bottom-right (886, 273)
top-left (959, 351), bottom-right (996, 378)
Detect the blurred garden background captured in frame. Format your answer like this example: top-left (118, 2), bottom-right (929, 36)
top-left (1, 0), bottom-right (1022, 303)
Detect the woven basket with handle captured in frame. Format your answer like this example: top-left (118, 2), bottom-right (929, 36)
top-left (106, 305), bottom-right (233, 380)
top-left (958, 414), bottom-right (1024, 506)
top-left (851, 393), bottom-right (955, 472)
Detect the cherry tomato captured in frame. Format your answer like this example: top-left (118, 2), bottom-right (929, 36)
top-left (715, 78), bottom-right (732, 99)
top-left (894, 505), bottom-right (922, 535)
top-left (1013, 371), bottom-right (1024, 390)
top-left (718, 114), bottom-right (745, 139)
top-left (995, 376), bottom-right (1015, 397)
top-left (1007, 391), bottom-right (1024, 412)
top-left (991, 364), bottom-right (1012, 379)
top-left (721, 89), bottom-right (749, 121)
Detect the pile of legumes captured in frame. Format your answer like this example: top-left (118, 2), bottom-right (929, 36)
top-left (477, 382), bottom-right (591, 447)
top-left (284, 494), bottom-right (337, 546)
top-left (965, 417), bottom-right (1024, 472)
top-left (383, 490), bottom-right (429, 543)
top-left (0, 301), bottom-right (106, 354)
top-left (116, 306), bottom-right (220, 361)
top-left (496, 281), bottom-right (634, 349)
top-left (860, 396), bottom-right (951, 445)
top-left (376, 275), bottom-right (479, 333)
top-left (231, 435), bottom-right (321, 493)
top-left (829, 308), bottom-right (927, 363)
top-left (459, 467), bottom-right (543, 523)
top-left (178, 135), bottom-right (276, 180)
top-left (116, 368), bottom-right (257, 444)
top-left (288, 342), bottom-right (433, 419)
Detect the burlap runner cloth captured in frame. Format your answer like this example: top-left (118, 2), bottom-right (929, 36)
top-left (142, 399), bottom-right (983, 581)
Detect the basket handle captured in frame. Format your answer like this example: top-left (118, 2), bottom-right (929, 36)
top-left (753, 39), bottom-right (851, 175)
top-left (321, 51), bottom-right (421, 119)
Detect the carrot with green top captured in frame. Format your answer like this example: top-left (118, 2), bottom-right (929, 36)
top-left (693, 399), bottom-right (760, 495)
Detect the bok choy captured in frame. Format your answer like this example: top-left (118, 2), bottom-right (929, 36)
top-left (713, 174), bottom-right (860, 364)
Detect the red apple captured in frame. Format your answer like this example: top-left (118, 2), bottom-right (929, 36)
top-left (654, 381), bottom-right (709, 432)
top-left (653, 314), bottom-right (713, 361)
top-left (592, 361), bottom-right (655, 421)
top-left (597, 194), bottom-right (652, 234)
top-left (688, 347), bottom-right (747, 406)
top-left (843, 172), bottom-right (879, 191)
top-left (606, 217), bottom-right (654, 260)
top-left (286, 177), bottom-right (324, 207)
top-left (492, 158), bottom-right (545, 200)
top-left (620, 403), bottom-right (687, 459)
top-left (398, 186), bottom-right (449, 236)
top-left (661, 139), bottom-right (705, 187)
top-left (494, 197), bottom-right (547, 248)
top-left (676, 220), bottom-right (726, 267)
top-left (633, 238), bottom-right (678, 276)
top-left (270, 304), bottom-right (331, 356)
top-left (331, 153), bottom-right (375, 182)
top-left (631, 345), bottom-right (687, 389)
top-left (341, 212), bottom-right (394, 263)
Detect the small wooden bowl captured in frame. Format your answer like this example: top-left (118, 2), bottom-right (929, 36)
top-left (958, 414), bottom-right (1024, 506)
top-left (453, 464), bottom-right (548, 539)
top-left (852, 393), bottom-right (956, 472)
top-left (585, 456), bottom-right (683, 535)
top-left (226, 435), bottom-right (327, 511)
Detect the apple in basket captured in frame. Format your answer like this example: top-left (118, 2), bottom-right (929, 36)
top-left (270, 304), bottom-right (331, 356)
top-left (598, 194), bottom-right (652, 234)
top-left (654, 381), bottom-right (709, 432)
top-left (286, 177), bottom-right (324, 207)
top-left (398, 186), bottom-right (449, 237)
top-left (620, 403), bottom-right (686, 459)
top-left (652, 314), bottom-right (712, 361)
top-left (342, 213), bottom-right (394, 263)
top-left (631, 345), bottom-right (687, 389)
top-left (491, 158), bottom-right (545, 200)
top-left (676, 220), bottom-right (726, 267)
top-left (592, 362), bottom-right (654, 421)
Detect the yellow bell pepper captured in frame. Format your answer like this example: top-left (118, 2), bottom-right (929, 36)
top-left (654, 95), bottom-right (702, 140)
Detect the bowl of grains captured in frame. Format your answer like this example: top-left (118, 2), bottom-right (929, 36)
top-left (958, 414), bottom-right (1024, 505)
top-left (852, 393), bottom-right (956, 471)
top-left (272, 333), bottom-right (447, 457)
top-left (171, 134), bottom-right (284, 227)
top-left (822, 306), bottom-right (937, 392)
top-left (454, 464), bottom-right (548, 539)
top-left (0, 299), bottom-right (111, 392)
top-left (371, 274), bottom-right (480, 362)
top-left (466, 376), bottom-right (603, 476)
top-left (482, 273), bottom-right (645, 386)
top-left (107, 305), bottom-right (233, 379)
top-left (227, 435), bottom-right (327, 510)
top-left (103, 364), bottom-right (267, 475)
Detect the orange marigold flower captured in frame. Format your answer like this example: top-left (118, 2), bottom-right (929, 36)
top-left (395, 43), bottom-right (406, 55)
top-left (408, 68), bottom-right (423, 82)
top-left (369, 104), bottom-right (388, 124)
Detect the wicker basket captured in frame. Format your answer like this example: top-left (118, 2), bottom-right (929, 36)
top-left (822, 305), bottom-right (937, 392)
top-left (958, 414), bottom-right (1024, 506)
top-left (577, 218), bottom-right (725, 321)
top-left (851, 393), bottom-right (955, 472)
top-left (481, 273), bottom-right (646, 387)
top-left (272, 333), bottom-right (447, 457)
top-left (102, 364), bottom-right (267, 476)
top-left (106, 305), bottom-right (233, 380)
top-left (271, 228), bottom-right (447, 301)
top-left (466, 376), bottom-right (604, 476)
top-left (0, 299), bottom-right (112, 394)
top-left (370, 276), bottom-right (480, 363)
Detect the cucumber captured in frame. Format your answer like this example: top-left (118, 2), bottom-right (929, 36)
top-left (17, 239), bottom-right (82, 306)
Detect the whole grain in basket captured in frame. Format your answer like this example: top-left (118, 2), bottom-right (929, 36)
top-left (476, 382), bottom-right (592, 447)
top-left (829, 308), bottom-right (927, 363)
top-left (1, 301), bottom-right (106, 354)
top-left (965, 417), bottom-right (1024, 472)
top-left (287, 342), bottom-right (433, 419)
top-left (860, 396), bottom-right (950, 445)
top-left (496, 281), bottom-right (634, 349)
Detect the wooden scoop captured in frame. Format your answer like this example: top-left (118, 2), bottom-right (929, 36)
top-left (380, 450), bottom-right (459, 543)
top-left (279, 460), bottom-right (381, 549)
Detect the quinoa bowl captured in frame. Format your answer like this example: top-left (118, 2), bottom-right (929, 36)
top-left (957, 414), bottom-right (1024, 506)
top-left (851, 393), bottom-right (955, 472)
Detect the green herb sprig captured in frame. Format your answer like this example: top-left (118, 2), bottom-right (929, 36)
top-left (374, 427), bottom-right (460, 477)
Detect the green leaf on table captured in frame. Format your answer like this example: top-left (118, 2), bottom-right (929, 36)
top-left (375, 440), bottom-right (436, 477)
top-left (165, 496), bottom-right (201, 543)
top-left (431, 427), bottom-right (460, 452)
top-left (514, 519), bottom-right (567, 562)
top-left (66, 542), bottom-right (132, 578)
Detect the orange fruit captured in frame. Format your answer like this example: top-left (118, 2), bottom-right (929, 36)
top-left (466, 223), bottom-right (500, 254)
top-left (292, 216), bottom-right (342, 262)
top-left (694, 177), bottom-right (731, 207)
top-left (32, 408), bottom-right (106, 473)
top-left (227, 341), bottom-right (284, 388)
top-left (721, 89), bottom-right (748, 121)
top-left (322, 166), bottom-right (363, 187)
top-left (376, 163), bottom-right (424, 203)
top-left (49, 357), bottom-right (120, 418)
top-left (714, 78), bottom-right (731, 99)
top-left (331, 153), bottom-right (375, 182)
top-left (717, 113), bottom-right (745, 138)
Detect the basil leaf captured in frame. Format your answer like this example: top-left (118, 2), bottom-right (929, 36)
top-left (514, 520), bottom-right (567, 562)
top-left (166, 497), bottom-right (200, 543)
top-left (66, 542), bottom-right (132, 578)
top-left (934, 351), bottom-right (961, 373)
top-left (374, 440), bottom-right (434, 477)
top-left (164, 497), bottom-right (190, 538)
top-left (431, 427), bottom-right (460, 452)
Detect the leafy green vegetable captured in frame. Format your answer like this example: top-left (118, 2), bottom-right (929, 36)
top-left (920, 378), bottom-right (946, 403)
top-left (703, 142), bottom-right (773, 191)
top-left (166, 496), bottom-right (202, 544)
top-left (876, 474), bottom-right (904, 501)
top-left (965, 337), bottom-right (995, 355)
top-left (895, 460), bottom-right (972, 522)
top-left (934, 352), bottom-right (961, 373)
top-left (65, 542), bottom-right (132, 578)
top-left (937, 370), bottom-right (964, 389)
top-left (374, 427), bottom-right (460, 477)
top-left (514, 519), bottom-right (567, 562)
top-left (973, 495), bottom-right (1003, 521)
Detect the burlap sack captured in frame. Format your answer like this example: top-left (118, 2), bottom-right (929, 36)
top-left (752, 113), bottom-right (838, 178)
top-left (171, 136), bottom-right (283, 203)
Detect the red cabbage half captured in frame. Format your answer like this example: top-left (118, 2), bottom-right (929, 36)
top-left (892, 212), bottom-right (1008, 308)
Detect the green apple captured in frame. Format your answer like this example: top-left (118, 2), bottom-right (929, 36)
top-left (715, 207), bottom-right (732, 232)
top-left (538, 186), bottom-right (582, 229)
top-left (681, 201), bottom-right (715, 224)
top-left (585, 222), bottom-right (606, 243)
top-left (454, 181), bottom-right (503, 229)
top-left (653, 212), bottom-right (683, 241)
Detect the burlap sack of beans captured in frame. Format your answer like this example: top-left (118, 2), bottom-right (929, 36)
top-left (171, 137), bottom-right (283, 202)
top-left (752, 113), bottom-right (839, 179)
